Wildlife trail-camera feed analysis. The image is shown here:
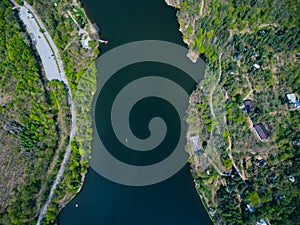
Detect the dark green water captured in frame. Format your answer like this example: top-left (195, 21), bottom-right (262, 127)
top-left (59, 0), bottom-right (212, 224)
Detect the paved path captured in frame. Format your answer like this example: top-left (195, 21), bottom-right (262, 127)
top-left (14, 1), bottom-right (62, 81)
top-left (10, 1), bottom-right (76, 224)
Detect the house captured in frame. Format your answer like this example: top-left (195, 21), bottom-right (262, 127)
top-left (253, 123), bottom-right (269, 141)
top-left (244, 100), bottom-right (256, 113)
top-left (256, 219), bottom-right (267, 225)
top-left (246, 204), bottom-right (255, 212)
top-left (258, 159), bottom-right (266, 167)
top-left (288, 175), bottom-right (295, 183)
top-left (80, 39), bottom-right (90, 49)
top-left (286, 93), bottom-right (300, 109)
top-left (209, 208), bottom-right (216, 216)
top-left (233, 53), bottom-right (239, 60)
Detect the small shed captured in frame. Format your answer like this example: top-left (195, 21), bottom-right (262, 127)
top-left (286, 93), bottom-right (300, 109)
top-left (244, 100), bottom-right (255, 113)
top-left (246, 204), bottom-right (255, 213)
top-left (258, 159), bottom-right (266, 167)
top-left (253, 63), bottom-right (260, 69)
top-left (233, 53), bottom-right (239, 60)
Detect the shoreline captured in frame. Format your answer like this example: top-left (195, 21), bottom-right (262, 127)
top-left (48, 0), bottom-right (210, 223)
top-left (57, 0), bottom-right (214, 221)
top-left (53, 0), bottom-right (100, 211)
top-left (72, 0), bottom-right (100, 37)
top-left (11, 0), bottom-right (101, 223)
top-left (8, 3), bottom-right (77, 222)
top-left (55, 0), bottom-right (100, 213)
top-left (165, 0), bottom-right (215, 223)
top-left (186, 126), bottom-right (216, 225)
top-left (62, 0), bottom-right (211, 220)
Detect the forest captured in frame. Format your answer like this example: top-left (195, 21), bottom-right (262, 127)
top-left (27, 0), bottom-right (100, 224)
top-left (0, 0), bottom-right (70, 224)
top-left (0, 0), bottom-right (100, 223)
top-left (176, 0), bottom-right (300, 224)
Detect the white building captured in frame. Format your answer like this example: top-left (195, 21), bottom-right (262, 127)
top-left (256, 219), bottom-right (267, 225)
top-left (80, 39), bottom-right (90, 49)
top-left (253, 63), bottom-right (260, 69)
top-left (286, 93), bottom-right (300, 109)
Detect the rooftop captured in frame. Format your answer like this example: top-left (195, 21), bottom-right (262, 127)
top-left (286, 93), bottom-right (300, 109)
top-left (244, 100), bottom-right (256, 113)
top-left (253, 63), bottom-right (260, 69)
top-left (253, 123), bottom-right (269, 141)
top-left (80, 39), bottom-right (90, 48)
top-left (258, 159), bottom-right (266, 167)
top-left (256, 219), bottom-right (267, 225)
top-left (246, 204), bottom-right (255, 212)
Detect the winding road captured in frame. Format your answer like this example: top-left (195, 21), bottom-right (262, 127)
top-left (10, 1), bottom-right (76, 224)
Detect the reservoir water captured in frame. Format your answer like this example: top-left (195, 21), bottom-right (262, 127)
top-left (59, 0), bottom-right (212, 224)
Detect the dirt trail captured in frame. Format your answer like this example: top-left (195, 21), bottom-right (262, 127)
top-left (225, 132), bottom-right (246, 180)
top-left (208, 52), bottom-right (246, 180)
top-left (209, 52), bottom-right (223, 119)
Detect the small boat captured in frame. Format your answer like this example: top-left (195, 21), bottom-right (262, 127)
top-left (75, 204), bottom-right (79, 208)
top-left (99, 39), bottom-right (109, 44)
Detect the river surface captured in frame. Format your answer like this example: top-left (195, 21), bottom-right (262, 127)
top-left (59, 0), bottom-right (212, 224)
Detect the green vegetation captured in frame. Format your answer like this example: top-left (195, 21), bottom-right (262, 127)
top-left (31, 0), bottom-right (99, 89)
top-left (30, 0), bottom-right (99, 161)
top-left (0, 1), bottom-right (70, 224)
top-left (27, 0), bottom-right (99, 224)
top-left (42, 139), bottom-right (88, 225)
top-left (0, 0), bottom-right (99, 223)
top-left (175, 0), bottom-right (300, 224)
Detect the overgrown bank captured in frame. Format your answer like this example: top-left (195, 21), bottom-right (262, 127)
top-left (168, 0), bottom-right (300, 224)
top-left (26, 0), bottom-right (100, 224)
top-left (0, 0), bottom-right (100, 224)
top-left (0, 0), bottom-right (71, 224)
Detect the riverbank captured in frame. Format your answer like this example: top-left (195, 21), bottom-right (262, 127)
top-left (169, 0), bottom-right (300, 224)
top-left (59, 0), bottom-right (213, 224)
top-left (16, 0), bottom-right (101, 224)
top-left (59, 0), bottom-right (100, 207)
top-left (8, 1), bottom-right (78, 224)
top-left (0, 1), bottom-right (74, 223)
top-left (10, 0), bottom-right (84, 224)
top-left (164, 1), bottom-right (217, 223)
